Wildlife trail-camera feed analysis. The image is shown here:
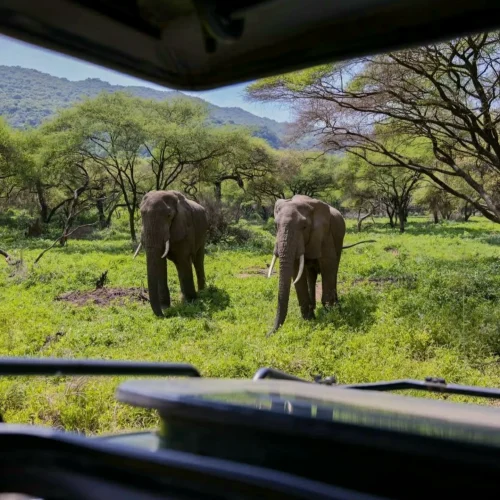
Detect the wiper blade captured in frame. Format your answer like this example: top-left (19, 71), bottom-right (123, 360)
top-left (0, 357), bottom-right (200, 377)
top-left (344, 378), bottom-right (500, 400)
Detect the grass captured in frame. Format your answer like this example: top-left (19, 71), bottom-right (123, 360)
top-left (0, 214), bottom-right (499, 434)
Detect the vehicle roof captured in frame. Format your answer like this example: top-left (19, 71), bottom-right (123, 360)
top-left (1, 0), bottom-right (500, 90)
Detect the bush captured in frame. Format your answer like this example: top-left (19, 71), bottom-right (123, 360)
top-left (263, 217), bottom-right (276, 236)
top-left (198, 196), bottom-right (231, 244)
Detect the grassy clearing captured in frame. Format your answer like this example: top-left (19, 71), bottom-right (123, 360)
top-left (0, 214), bottom-right (499, 433)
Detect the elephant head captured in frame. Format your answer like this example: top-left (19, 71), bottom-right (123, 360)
top-left (137, 190), bottom-right (191, 317)
top-left (267, 195), bottom-right (336, 335)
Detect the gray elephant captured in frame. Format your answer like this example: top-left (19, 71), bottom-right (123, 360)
top-left (267, 195), bottom-right (374, 335)
top-left (134, 190), bottom-right (208, 317)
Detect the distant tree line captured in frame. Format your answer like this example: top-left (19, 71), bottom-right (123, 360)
top-left (2, 28), bottom-right (498, 249)
top-left (247, 31), bottom-right (500, 228)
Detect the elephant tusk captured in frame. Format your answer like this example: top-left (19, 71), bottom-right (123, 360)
top-left (133, 242), bottom-right (142, 259)
top-left (268, 255), bottom-right (277, 278)
top-left (293, 254), bottom-right (305, 285)
top-left (161, 240), bottom-right (170, 259)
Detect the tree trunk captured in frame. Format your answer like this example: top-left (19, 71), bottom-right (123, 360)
top-left (433, 210), bottom-right (439, 224)
top-left (463, 202), bottom-right (473, 222)
top-left (96, 195), bottom-right (108, 229)
top-left (398, 208), bottom-right (406, 233)
top-left (357, 208), bottom-right (373, 232)
top-left (386, 207), bottom-right (395, 227)
top-left (36, 181), bottom-right (49, 223)
top-left (128, 208), bottom-right (137, 242)
top-left (214, 181), bottom-right (222, 202)
top-left (260, 206), bottom-right (271, 222)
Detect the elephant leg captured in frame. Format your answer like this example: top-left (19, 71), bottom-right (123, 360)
top-left (193, 247), bottom-right (206, 291)
top-left (158, 258), bottom-right (171, 309)
top-left (294, 260), bottom-right (315, 320)
top-left (173, 256), bottom-right (197, 302)
top-left (306, 263), bottom-right (318, 313)
top-left (320, 248), bottom-right (340, 308)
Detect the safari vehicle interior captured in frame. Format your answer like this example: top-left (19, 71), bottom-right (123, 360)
top-left (0, 0), bottom-right (500, 498)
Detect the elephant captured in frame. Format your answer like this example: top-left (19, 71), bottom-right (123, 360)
top-left (267, 195), bottom-right (374, 335)
top-left (133, 190), bottom-right (208, 317)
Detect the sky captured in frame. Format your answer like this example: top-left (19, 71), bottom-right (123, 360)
top-left (0, 34), bottom-right (292, 123)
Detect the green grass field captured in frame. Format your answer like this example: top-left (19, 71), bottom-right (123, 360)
top-left (0, 214), bottom-right (499, 434)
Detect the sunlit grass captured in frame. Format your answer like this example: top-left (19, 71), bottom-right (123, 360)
top-left (0, 214), bottom-right (499, 433)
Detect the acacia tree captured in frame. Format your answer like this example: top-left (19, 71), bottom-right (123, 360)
top-left (200, 131), bottom-right (276, 201)
top-left (139, 99), bottom-right (227, 192)
top-left (337, 153), bottom-right (421, 232)
top-left (49, 92), bottom-right (146, 241)
top-left (247, 32), bottom-right (500, 223)
top-left (0, 119), bottom-right (20, 203)
top-left (285, 153), bottom-right (338, 198)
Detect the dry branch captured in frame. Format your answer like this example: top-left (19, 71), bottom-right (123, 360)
top-left (34, 222), bottom-right (99, 265)
top-left (0, 249), bottom-right (11, 263)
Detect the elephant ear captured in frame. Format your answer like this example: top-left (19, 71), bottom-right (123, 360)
top-left (304, 200), bottom-right (331, 260)
top-left (274, 198), bottom-right (288, 217)
top-left (170, 192), bottom-right (192, 243)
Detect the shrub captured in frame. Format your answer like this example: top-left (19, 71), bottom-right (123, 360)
top-left (198, 196), bottom-right (231, 244)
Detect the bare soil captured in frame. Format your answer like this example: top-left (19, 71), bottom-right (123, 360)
top-left (55, 287), bottom-right (149, 307)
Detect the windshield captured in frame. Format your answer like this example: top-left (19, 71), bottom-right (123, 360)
top-left (0, 27), bottom-right (499, 437)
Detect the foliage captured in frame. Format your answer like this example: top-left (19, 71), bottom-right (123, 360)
top-left (0, 214), bottom-right (499, 433)
top-left (337, 152), bottom-right (422, 232)
top-left (246, 150), bottom-right (338, 207)
top-left (247, 32), bottom-right (500, 223)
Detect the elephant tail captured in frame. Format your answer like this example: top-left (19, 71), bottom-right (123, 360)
top-left (342, 240), bottom-right (376, 249)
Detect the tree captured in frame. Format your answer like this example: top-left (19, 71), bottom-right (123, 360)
top-left (284, 153), bottom-right (338, 198)
top-left (197, 131), bottom-right (276, 201)
top-left (49, 92), bottom-right (146, 241)
top-left (246, 150), bottom-right (338, 210)
top-left (139, 99), bottom-right (227, 192)
top-left (247, 32), bottom-right (500, 223)
top-left (0, 119), bottom-right (20, 202)
top-left (337, 153), bottom-right (421, 232)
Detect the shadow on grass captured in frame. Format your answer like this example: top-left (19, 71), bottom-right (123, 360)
top-left (485, 236), bottom-right (500, 246)
top-left (315, 288), bottom-right (379, 332)
top-left (162, 285), bottom-right (231, 319)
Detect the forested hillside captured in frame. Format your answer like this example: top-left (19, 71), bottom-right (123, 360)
top-left (0, 66), bottom-right (291, 148)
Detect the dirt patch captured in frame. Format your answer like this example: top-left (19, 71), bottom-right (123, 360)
top-left (237, 266), bottom-right (269, 278)
top-left (55, 287), bottom-right (149, 307)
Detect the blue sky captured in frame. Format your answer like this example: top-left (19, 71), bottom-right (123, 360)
top-left (0, 34), bottom-right (292, 123)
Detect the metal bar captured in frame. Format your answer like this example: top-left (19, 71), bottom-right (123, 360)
top-left (0, 358), bottom-right (201, 377)
top-left (343, 379), bottom-right (500, 399)
top-left (252, 367), bottom-right (309, 382)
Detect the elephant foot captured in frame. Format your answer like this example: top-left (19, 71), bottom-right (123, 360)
top-left (300, 308), bottom-right (316, 320)
top-left (182, 293), bottom-right (197, 303)
top-left (322, 298), bottom-right (340, 309)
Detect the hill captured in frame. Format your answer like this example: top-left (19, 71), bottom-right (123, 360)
top-left (0, 66), bottom-right (297, 149)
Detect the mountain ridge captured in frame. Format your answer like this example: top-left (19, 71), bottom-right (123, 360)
top-left (0, 65), bottom-right (296, 149)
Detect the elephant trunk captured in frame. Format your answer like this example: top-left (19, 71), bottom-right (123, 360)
top-left (270, 257), bottom-right (294, 334)
top-left (146, 248), bottom-right (165, 317)
top-left (268, 229), bottom-right (298, 336)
